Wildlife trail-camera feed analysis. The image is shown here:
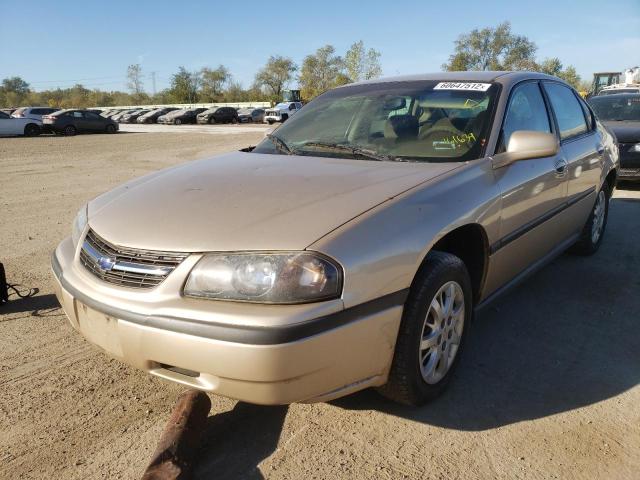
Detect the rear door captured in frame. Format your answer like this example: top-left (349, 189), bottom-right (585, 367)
top-left (542, 82), bottom-right (602, 221)
top-left (71, 111), bottom-right (90, 131)
top-left (485, 80), bottom-right (571, 295)
top-left (0, 111), bottom-right (20, 135)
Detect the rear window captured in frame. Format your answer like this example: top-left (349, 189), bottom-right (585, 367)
top-left (543, 83), bottom-right (588, 140)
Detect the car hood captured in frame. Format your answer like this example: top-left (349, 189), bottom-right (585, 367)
top-left (88, 151), bottom-right (459, 252)
top-left (602, 121), bottom-right (640, 143)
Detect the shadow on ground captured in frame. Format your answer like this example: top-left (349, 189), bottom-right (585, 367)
top-left (0, 293), bottom-right (60, 317)
top-left (333, 197), bottom-right (640, 430)
top-left (194, 403), bottom-right (288, 479)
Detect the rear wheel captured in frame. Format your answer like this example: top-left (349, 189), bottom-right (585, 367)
top-left (232, 117), bottom-right (238, 124)
top-left (208, 117), bottom-right (215, 124)
top-left (63, 125), bottom-right (77, 136)
top-left (267, 119), bottom-right (275, 125)
top-left (377, 251), bottom-right (472, 406)
top-left (174, 118), bottom-right (182, 125)
top-left (105, 124), bottom-right (116, 134)
top-left (569, 184), bottom-right (611, 255)
top-left (24, 123), bottom-right (41, 137)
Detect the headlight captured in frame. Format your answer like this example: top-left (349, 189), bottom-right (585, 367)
top-left (184, 252), bottom-right (342, 304)
top-left (630, 143), bottom-right (640, 153)
top-left (71, 205), bottom-right (88, 248)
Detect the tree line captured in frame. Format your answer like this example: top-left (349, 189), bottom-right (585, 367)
top-left (0, 24), bottom-right (585, 109)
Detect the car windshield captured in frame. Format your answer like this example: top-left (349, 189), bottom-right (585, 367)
top-left (253, 80), bottom-right (498, 162)
top-left (589, 95), bottom-right (640, 121)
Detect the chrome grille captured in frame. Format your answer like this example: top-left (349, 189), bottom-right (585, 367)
top-left (79, 229), bottom-right (187, 289)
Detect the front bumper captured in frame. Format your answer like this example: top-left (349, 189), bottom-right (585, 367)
top-left (51, 237), bottom-right (403, 404)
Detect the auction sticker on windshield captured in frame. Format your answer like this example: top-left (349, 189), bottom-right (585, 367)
top-left (434, 82), bottom-right (491, 91)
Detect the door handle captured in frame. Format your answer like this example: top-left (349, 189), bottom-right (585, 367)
top-left (554, 159), bottom-right (568, 176)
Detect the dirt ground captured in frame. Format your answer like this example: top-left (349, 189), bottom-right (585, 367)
top-left (1, 127), bottom-right (639, 480)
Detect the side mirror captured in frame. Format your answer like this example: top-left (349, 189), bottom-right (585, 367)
top-left (492, 131), bottom-right (559, 169)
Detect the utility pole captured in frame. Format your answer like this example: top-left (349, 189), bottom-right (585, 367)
top-left (150, 71), bottom-right (157, 96)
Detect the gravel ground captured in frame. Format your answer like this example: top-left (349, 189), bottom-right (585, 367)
top-left (1, 130), bottom-right (639, 480)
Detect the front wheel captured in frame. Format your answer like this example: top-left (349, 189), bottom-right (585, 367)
top-left (174, 119), bottom-right (182, 125)
top-left (24, 123), bottom-right (41, 137)
top-left (105, 124), bottom-right (116, 134)
top-left (569, 185), bottom-right (610, 255)
top-left (377, 251), bottom-right (472, 406)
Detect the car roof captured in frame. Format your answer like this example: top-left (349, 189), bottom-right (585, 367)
top-left (345, 71), bottom-right (564, 89)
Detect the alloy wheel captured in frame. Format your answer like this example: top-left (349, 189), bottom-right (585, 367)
top-left (419, 281), bottom-right (465, 384)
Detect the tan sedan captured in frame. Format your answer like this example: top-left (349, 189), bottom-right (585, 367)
top-left (52, 72), bottom-right (618, 405)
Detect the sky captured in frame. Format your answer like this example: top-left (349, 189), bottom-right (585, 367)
top-left (1, 0), bottom-right (639, 93)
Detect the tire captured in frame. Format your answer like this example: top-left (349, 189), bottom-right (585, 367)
top-left (24, 123), bottom-right (41, 137)
top-left (568, 183), bottom-right (611, 255)
top-left (281, 114), bottom-right (289, 122)
top-left (267, 119), bottom-right (275, 125)
top-left (105, 124), bottom-right (116, 134)
top-left (377, 251), bottom-right (472, 406)
top-left (63, 125), bottom-right (77, 136)
top-left (232, 117), bottom-right (238, 124)
top-left (208, 117), bottom-right (215, 124)
top-left (174, 119), bottom-right (182, 125)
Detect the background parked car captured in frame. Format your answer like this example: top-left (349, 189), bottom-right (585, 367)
top-left (0, 110), bottom-right (42, 136)
top-left (42, 109), bottom-right (119, 136)
top-left (196, 106), bottom-right (239, 124)
top-left (237, 108), bottom-right (265, 123)
top-left (11, 107), bottom-right (59, 121)
top-left (111, 109), bottom-right (138, 122)
top-left (1, 108), bottom-right (17, 116)
top-left (589, 93), bottom-right (640, 181)
top-left (119, 109), bottom-right (151, 123)
top-left (158, 108), bottom-right (207, 125)
top-left (264, 102), bottom-right (303, 124)
top-left (136, 107), bottom-right (178, 124)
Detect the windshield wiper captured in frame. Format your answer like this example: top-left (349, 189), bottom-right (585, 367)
top-left (266, 133), bottom-right (294, 155)
top-left (297, 141), bottom-right (396, 162)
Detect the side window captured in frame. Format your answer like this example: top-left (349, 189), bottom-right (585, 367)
top-left (543, 83), bottom-right (588, 140)
top-left (500, 82), bottom-right (551, 151)
top-left (576, 95), bottom-right (594, 131)
top-left (289, 103), bottom-right (295, 111)
top-left (85, 112), bottom-right (100, 120)
top-left (72, 111), bottom-right (84, 118)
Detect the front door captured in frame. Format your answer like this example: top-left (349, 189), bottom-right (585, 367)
top-left (485, 80), bottom-right (571, 295)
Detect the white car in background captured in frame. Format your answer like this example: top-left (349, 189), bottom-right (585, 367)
top-left (0, 110), bottom-right (42, 136)
top-left (11, 106), bottom-right (59, 121)
top-left (264, 102), bottom-right (303, 124)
